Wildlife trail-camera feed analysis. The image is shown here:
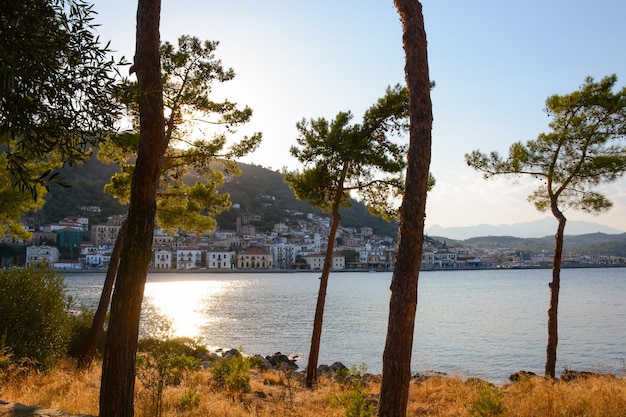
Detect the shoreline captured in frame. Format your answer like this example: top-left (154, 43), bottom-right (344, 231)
top-left (57, 263), bottom-right (626, 274)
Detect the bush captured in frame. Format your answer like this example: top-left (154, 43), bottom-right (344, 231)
top-left (211, 352), bottom-right (251, 397)
top-left (136, 337), bottom-right (204, 417)
top-left (0, 268), bottom-right (72, 370)
top-left (334, 364), bottom-right (375, 417)
top-left (65, 307), bottom-right (104, 359)
top-left (177, 387), bottom-right (201, 411)
top-left (469, 384), bottom-right (507, 417)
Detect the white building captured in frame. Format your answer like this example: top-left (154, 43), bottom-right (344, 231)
top-left (154, 249), bottom-right (173, 269)
top-left (25, 245), bottom-right (59, 268)
top-left (176, 247), bottom-right (203, 270)
top-left (84, 253), bottom-right (105, 268)
top-left (268, 243), bottom-right (299, 269)
top-left (302, 253), bottom-right (345, 270)
top-left (206, 249), bottom-right (235, 269)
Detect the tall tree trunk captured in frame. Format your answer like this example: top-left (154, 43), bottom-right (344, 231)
top-left (78, 221), bottom-right (126, 368)
top-left (546, 206), bottom-right (566, 378)
top-left (99, 1), bottom-right (165, 416)
top-left (379, 1), bottom-right (432, 416)
top-left (305, 166), bottom-right (348, 388)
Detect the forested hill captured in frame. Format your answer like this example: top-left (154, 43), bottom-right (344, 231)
top-left (33, 153), bottom-right (127, 225)
top-left (200, 163), bottom-right (399, 238)
top-left (36, 155), bottom-right (400, 239)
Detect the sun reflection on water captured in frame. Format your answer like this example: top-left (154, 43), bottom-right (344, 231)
top-left (142, 278), bottom-right (231, 339)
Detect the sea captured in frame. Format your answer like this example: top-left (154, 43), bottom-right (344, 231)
top-left (63, 267), bottom-right (626, 384)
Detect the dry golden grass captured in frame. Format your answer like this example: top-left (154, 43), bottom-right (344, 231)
top-left (2, 362), bottom-right (626, 417)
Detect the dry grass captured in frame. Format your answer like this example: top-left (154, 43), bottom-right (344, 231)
top-left (2, 362), bottom-right (626, 417)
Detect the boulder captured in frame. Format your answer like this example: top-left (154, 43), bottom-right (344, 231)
top-left (265, 352), bottom-right (298, 370)
top-left (509, 370), bottom-right (538, 382)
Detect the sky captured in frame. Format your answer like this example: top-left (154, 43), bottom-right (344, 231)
top-left (93, 0), bottom-right (626, 233)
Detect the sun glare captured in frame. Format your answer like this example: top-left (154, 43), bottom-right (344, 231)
top-left (143, 278), bottom-right (230, 339)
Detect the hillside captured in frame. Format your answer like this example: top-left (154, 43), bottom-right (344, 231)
top-left (430, 233), bottom-right (626, 258)
top-left (36, 156), bottom-right (399, 238)
top-left (213, 163), bottom-right (399, 238)
top-left (30, 153), bottom-right (127, 225)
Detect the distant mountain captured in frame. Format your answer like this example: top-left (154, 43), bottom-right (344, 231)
top-left (429, 232), bottom-right (626, 258)
top-left (426, 217), bottom-right (624, 240)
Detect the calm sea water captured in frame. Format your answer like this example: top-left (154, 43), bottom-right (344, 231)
top-left (63, 268), bottom-right (626, 383)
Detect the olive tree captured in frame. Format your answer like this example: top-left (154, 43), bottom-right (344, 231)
top-left (285, 84), bottom-right (409, 388)
top-left (465, 75), bottom-right (626, 378)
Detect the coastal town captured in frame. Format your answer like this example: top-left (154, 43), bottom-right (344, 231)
top-left (8, 206), bottom-right (626, 272)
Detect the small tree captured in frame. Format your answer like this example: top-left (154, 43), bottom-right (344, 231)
top-left (285, 85), bottom-right (410, 388)
top-left (465, 75), bottom-right (626, 378)
top-left (136, 337), bottom-right (203, 417)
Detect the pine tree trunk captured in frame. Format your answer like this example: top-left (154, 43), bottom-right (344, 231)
top-left (546, 208), bottom-right (566, 378)
top-left (78, 221), bottom-right (126, 367)
top-left (306, 166), bottom-right (348, 388)
top-left (99, 1), bottom-right (166, 416)
top-left (379, 1), bottom-right (432, 416)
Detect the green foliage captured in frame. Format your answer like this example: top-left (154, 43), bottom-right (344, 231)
top-left (285, 84), bottom-right (409, 221)
top-left (469, 384), bottom-right (507, 417)
top-left (177, 387), bottom-right (201, 411)
top-left (211, 352), bottom-right (251, 397)
top-left (342, 384), bottom-right (375, 417)
top-left (136, 337), bottom-right (204, 417)
top-left (65, 307), bottom-right (104, 360)
top-left (331, 364), bottom-right (375, 417)
top-left (0, 154), bottom-right (46, 239)
top-left (0, 268), bottom-right (71, 370)
top-left (0, 0), bottom-right (123, 196)
top-left (100, 35), bottom-right (261, 236)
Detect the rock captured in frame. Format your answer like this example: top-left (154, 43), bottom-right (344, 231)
top-left (509, 370), bottom-right (538, 382)
top-left (0, 402), bottom-right (95, 417)
top-left (560, 369), bottom-right (609, 382)
top-left (251, 354), bottom-right (272, 369)
top-left (265, 352), bottom-right (298, 370)
top-left (316, 361), bottom-right (347, 375)
top-left (317, 364), bottom-right (331, 373)
top-left (222, 348), bottom-right (241, 359)
top-left (465, 377), bottom-right (493, 387)
top-left (412, 370), bottom-right (447, 383)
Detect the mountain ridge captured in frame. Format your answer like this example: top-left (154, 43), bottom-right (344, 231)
top-left (426, 217), bottom-right (624, 240)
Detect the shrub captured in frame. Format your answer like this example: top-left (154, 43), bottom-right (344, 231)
top-left (136, 337), bottom-right (204, 417)
top-left (0, 268), bottom-right (72, 370)
top-left (469, 384), bottom-right (507, 417)
top-left (65, 307), bottom-right (104, 359)
top-left (177, 387), bottom-right (201, 411)
top-left (211, 352), bottom-right (251, 398)
top-left (329, 364), bottom-right (375, 417)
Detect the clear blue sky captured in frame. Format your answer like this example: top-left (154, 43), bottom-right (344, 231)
top-left (94, 0), bottom-right (626, 233)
